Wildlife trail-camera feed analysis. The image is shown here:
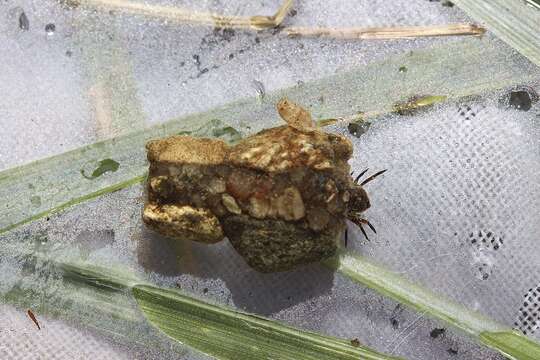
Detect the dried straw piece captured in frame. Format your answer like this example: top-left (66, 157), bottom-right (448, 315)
top-left (67, 0), bottom-right (293, 29)
top-left (285, 24), bottom-right (486, 39)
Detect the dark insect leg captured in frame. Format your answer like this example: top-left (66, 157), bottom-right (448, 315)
top-left (357, 218), bottom-right (377, 233)
top-left (360, 169), bottom-right (387, 186)
top-left (345, 228), bottom-right (348, 247)
top-left (365, 219), bottom-right (377, 234)
top-left (354, 168), bottom-right (369, 184)
top-left (359, 224), bottom-right (369, 241)
top-left (349, 215), bottom-right (377, 241)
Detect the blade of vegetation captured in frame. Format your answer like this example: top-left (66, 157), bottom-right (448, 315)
top-left (133, 284), bottom-right (403, 360)
top-left (453, 0), bottom-right (540, 67)
top-left (1, 37), bottom-right (538, 236)
top-left (0, 237), bottom-right (402, 360)
top-left (324, 250), bottom-right (540, 360)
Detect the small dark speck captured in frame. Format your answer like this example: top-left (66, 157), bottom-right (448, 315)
top-left (286, 296), bottom-right (291, 301)
top-left (45, 23), bottom-right (55, 35)
top-left (430, 328), bottom-right (446, 338)
top-left (19, 11), bottom-right (29, 31)
top-left (238, 49), bottom-right (245, 54)
top-left (176, 283), bottom-right (181, 289)
top-left (65, 50), bottom-right (72, 57)
top-left (217, 28), bottom-right (235, 42)
top-left (200, 68), bottom-right (209, 74)
top-left (179, 61), bottom-right (185, 67)
top-left (398, 66), bottom-right (407, 73)
top-left (447, 348), bottom-right (458, 355)
top-left (45, 217), bottom-right (50, 221)
top-left (482, 273), bottom-right (489, 280)
top-left (350, 338), bottom-right (360, 347)
top-left (348, 121), bottom-right (370, 138)
top-left (442, 1), bottom-right (454, 7)
top-left (228, 53), bottom-right (234, 60)
top-left (254, 37), bottom-right (260, 44)
top-left (203, 288), bottom-right (208, 294)
top-left (289, 8), bottom-right (297, 17)
top-left (509, 90), bottom-right (534, 111)
top-left (192, 54), bottom-right (200, 66)
top-left (494, 244), bottom-right (500, 250)
top-left (391, 318), bottom-right (399, 329)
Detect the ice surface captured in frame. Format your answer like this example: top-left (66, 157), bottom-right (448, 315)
top-left (2, 0), bottom-right (539, 359)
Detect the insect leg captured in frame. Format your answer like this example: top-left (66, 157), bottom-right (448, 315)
top-left (354, 168), bottom-right (369, 183)
top-left (359, 224), bottom-right (369, 241)
top-left (360, 169), bottom-right (387, 186)
top-left (348, 215), bottom-right (375, 241)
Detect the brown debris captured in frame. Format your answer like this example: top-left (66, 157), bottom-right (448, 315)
top-left (27, 309), bottom-right (40, 330)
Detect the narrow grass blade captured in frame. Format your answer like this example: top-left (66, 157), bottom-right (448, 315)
top-left (453, 0), bottom-right (540, 67)
top-left (0, 237), bottom-right (403, 360)
top-left (133, 284), bottom-right (403, 360)
top-left (324, 250), bottom-right (540, 360)
top-left (1, 37), bottom-right (538, 236)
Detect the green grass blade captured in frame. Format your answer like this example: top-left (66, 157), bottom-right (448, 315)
top-left (479, 331), bottom-right (540, 360)
top-left (325, 250), bottom-right (540, 360)
top-left (1, 37), bottom-right (538, 235)
top-left (453, 0), bottom-right (540, 67)
top-left (133, 284), bottom-right (403, 360)
top-left (0, 238), bottom-right (402, 360)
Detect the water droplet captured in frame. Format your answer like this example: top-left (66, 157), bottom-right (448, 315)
top-left (19, 11), bottom-right (29, 31)
top-left (45, 23), bottom-right (55, 36)
top-left (499, 86), bottom-right (538, 111)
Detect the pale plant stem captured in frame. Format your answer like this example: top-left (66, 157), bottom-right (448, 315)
top-left (68, 0), bottom-right (484, 40)
top-left (285, 24), bottom-right (486, 39)
top-left (70, 0), bottom-right (293, 29)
